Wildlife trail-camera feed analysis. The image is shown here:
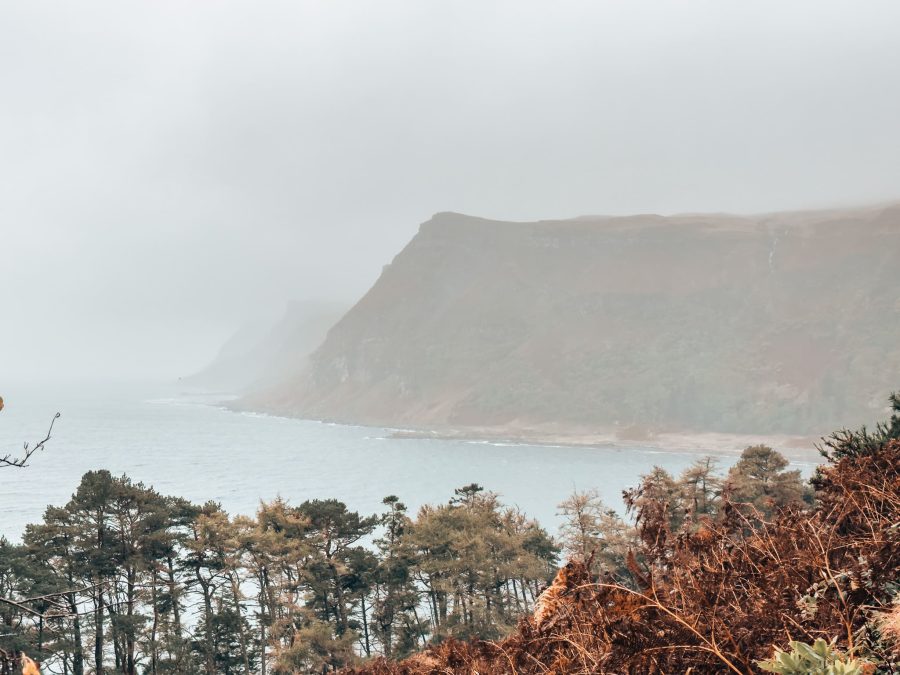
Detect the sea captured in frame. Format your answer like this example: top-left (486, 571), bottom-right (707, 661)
top-left (0, 380), bottom-right (819, 542)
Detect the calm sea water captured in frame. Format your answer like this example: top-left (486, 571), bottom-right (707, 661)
top-left (0, 381), bottom-right (817, 542)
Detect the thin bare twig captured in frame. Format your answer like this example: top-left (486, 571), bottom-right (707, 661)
top-left (0, 412), bottom-right (60, 469)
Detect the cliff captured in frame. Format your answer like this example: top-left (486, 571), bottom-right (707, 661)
top-left (247, 204), bottom-right (900, 436)
top-left (184, 301), bottom-right (344, 394)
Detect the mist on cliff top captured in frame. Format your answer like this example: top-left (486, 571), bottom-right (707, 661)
top-left (3, 0), bottom-right (900, 381)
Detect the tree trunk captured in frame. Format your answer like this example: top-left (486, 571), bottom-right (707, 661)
top-left (150, 572), bottom-right (159, 675)
top-left (259, 566), bottom-right (274, 675)
top-left (198, 574), bottom-right (216, 675)
top-left (126, 567), bottom-right (136, 674)
top-left (413, 606), bottom-right (428, 647)
top-left (229, 573), bottom-right (252, 675)
top-left (106, 599), bottom-right (122, 672)
top-left (95, 587), bottom-right (105, 675)
top-left (360, 595), bottom-right (371, 657)
top-left (166, 555), bottom-right (181, 635)
top-left (328, 562), bottom-right (349, 635)
top-left (69, 592), bottom-right (85, 675)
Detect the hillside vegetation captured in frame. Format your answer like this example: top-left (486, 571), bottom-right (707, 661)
top-left (248, 205), bottom-right (900, 437)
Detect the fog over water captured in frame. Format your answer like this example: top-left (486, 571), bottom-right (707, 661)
top-left (3, 1), bottom-right (900, 381)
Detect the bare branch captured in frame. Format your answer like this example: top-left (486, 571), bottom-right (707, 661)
top-left (0, 411), bottom-right (60, 469)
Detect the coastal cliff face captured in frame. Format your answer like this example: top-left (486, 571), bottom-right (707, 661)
top-left (185, 302), bottom-right (345, 393)
top-left (249, 205), bottom-right (900, 436)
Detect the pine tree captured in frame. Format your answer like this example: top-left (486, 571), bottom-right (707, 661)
top-left (678, 457), bottom-right (723, 521)
top-left (725, 445), bottom-right (808, 517)
top-left (558, 489), bottom-right (634, 576)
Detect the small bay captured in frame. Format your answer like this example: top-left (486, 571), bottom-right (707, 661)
top-left (0, 380), bottom-right (817, 541)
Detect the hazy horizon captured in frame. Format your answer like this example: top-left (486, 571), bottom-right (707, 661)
top-left (4, 0), bottom-right (900, 381)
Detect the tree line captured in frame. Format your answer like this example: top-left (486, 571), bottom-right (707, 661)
top-left (557, 443), bottom-right (812, 578)
top-left (0, 479), bottom-right (558, 674)
top-left (0, 444), bottom-right (811, 674)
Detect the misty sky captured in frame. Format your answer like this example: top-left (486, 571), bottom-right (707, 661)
top-left (3, 0), bottom-right (900, 381)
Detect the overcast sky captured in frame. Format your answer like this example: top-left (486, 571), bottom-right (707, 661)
top-left (2, 0), bottom-right (900, 380)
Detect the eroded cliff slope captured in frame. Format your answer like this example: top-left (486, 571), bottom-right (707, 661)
top-left (248, 205), bottom-right (900, 436)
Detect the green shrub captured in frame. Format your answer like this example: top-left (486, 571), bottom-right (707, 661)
top-left (758, 638), bottom-right (871, 675)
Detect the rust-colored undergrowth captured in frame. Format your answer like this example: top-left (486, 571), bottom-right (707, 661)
top-left (344, 443), bottom-right (900, 674)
